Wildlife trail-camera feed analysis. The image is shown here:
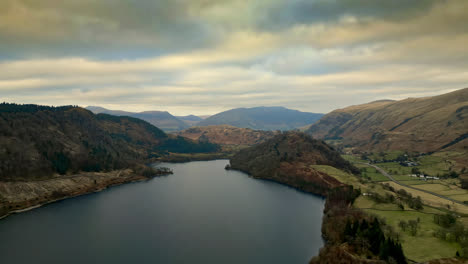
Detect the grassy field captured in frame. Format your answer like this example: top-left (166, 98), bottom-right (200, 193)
top-left (341, 154), bottom-right (367, 163)
top-left (417, 155), bottom-right (453, 176)
top-left (376, 162), bottom-right (412, 175)
top-left (385, 182), bottom-right (468, 214)
top-left (355, 196), bottom-right (461, 262)
top-left (367, 150), bottom-right (406, 162)
top-left (314, 162), bottom-right (468, 261)
top-left (358, 165), bottom-right (389, 182)
top-left (338, 152), bottom-right (468, 261)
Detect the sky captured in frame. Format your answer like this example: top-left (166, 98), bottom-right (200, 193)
top-left (1, 0), bottom-right (468, 115)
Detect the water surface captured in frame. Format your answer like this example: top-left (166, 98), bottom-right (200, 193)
top-left (0, 160), bottom-right (324, 264)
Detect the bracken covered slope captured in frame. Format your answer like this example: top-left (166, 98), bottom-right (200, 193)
top-left (306, 88), bottom-right (468, 154)
top-left (229, 131), bottom-right (358, 196)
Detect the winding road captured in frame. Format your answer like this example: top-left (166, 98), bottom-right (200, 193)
top-left (362, 163), bottom-right (466, 207)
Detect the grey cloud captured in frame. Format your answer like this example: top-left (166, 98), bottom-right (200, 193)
top-left (254, 0), bottom-right (438, 31)
top-left (0, 0), bottom-right (223, 59)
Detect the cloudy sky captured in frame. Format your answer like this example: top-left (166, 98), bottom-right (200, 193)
top-left (1, 0), bottom-right (467, 115)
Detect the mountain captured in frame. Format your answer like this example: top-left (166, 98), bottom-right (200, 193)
top-left (306, 88), bottom-right (468, 155)
top-left (197, 106), bottom-right (323, 131)
top-left (0, 103), bottom-right (218, 180)
top-left (176, 115), bottom-right (203, 127)
top-left (86, 106), bottom-right (189, 132)
top-left (228, 131), bottom-right (358, 196)
top-left (176, 125), bottom-right (279, 147)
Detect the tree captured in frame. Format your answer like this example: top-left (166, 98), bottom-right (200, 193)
top-left (398, 220), bottom-right (408, 232)
top-left (408, 220), bottom-right (418, 236)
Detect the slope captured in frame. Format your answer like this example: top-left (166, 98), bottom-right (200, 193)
top-left (306, 88), bottom-right (468, 155)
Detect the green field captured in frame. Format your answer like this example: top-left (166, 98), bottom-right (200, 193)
top-left (356, 164), bottom-right (389, 182)
top-left (417, 155), bottom-right (452, 176)
top-left (366, 150), bottom-right (406, 162)
top-left (355, 196), bottom-right (461, 262)
top-left (341, 154), bottom-right (366, 163)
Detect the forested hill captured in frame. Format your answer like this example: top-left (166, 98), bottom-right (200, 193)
top-left (0, 103), bottom-right (218, 180)
top-left (229, 131), bottom-right (358, 196)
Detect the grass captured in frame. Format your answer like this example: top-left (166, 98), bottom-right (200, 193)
top-left (377, 162), bottom-right (412, 175)
top-left (417, 155), bottom-right (452, 176)
top-left (317, 158), bottom-right (468, 261)
top-left (416, 183), bottom-right (452, 192)
top-left (342, 154), bottom-right (366, 163)
top-left (310, 165), bottom-right (362, 187)
top-left (384, 181), bottom-right (468, 215)
top-left (354, 196), bottom-right (461, 262)
top-left (341, 153), bottom-right (468, 261)
top-left (367, 150), bottom-right (406, 162)
top-left (311, 165), bottom-right (393, 195)
top-left (447, 194), bottom-right (468, 202)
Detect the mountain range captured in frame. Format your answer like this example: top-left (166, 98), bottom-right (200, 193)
top-left (87, 106), bottom-right (324, 132)
top-left (197, 106), bottom-right (323, 131)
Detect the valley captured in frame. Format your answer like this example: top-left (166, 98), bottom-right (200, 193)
top-left (1, 88), bottom-right (467, 263)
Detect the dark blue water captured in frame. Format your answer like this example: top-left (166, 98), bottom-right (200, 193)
top-left (0, 160), bottom-right (324, 264)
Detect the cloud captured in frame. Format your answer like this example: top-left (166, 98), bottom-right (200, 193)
top-left (0, 0), bottom-right (467, 115)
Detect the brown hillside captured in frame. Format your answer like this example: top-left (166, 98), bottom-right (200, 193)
top-left (307, 88), bottom-right (468, 154)
top-left (176, 125), bottom-right (279, 146)
top-left (229, 132), bottom-right (358, 196)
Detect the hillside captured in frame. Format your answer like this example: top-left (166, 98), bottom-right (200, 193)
top-left (197, 106), bottom-right (323, 131)
top-left (86, 106), bottom-right (189, 132)
top-left (0, 103), bottom-right (218, 180)
top-left (176, 125), bottom-right (278, 146)
top-left (306, 88), bottom-right (468, 156)
top-left (229, 132), bottom-right (358, 196)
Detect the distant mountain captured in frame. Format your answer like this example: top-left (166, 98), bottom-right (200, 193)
top-left (0, 103), bottom-right (218, 180)
top-left (86, 106), bottom-right (189, 132)
top-left (176, 115), bottom-right (203, 127)
top-left (197, 106), bottom-right (323, 131)
top-left (176, 125), bottom-right (279, 146)
top-left (306, 88), bottom-right (468, 157)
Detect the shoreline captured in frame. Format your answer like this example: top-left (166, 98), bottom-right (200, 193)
top-left (0, 170), bottom-right (169, 220)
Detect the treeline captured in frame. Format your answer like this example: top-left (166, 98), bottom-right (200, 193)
top-left (382, 184), bottom-right (423, 210)
top-left (312, 186), bottom-right (407, 263)
top-left (0, 103), bottom-right (219, 180)
top-left (344, 218), bottom-right (406, 263)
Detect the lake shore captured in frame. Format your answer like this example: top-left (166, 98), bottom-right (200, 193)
top-left (0, 169), bottom-right (169, 220)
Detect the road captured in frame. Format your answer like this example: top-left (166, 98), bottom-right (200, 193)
top-left (361, 163), bottom-right (467, 207)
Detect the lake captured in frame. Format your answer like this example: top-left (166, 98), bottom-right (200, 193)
top-left (0, 160), bottom-right (324, 264)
